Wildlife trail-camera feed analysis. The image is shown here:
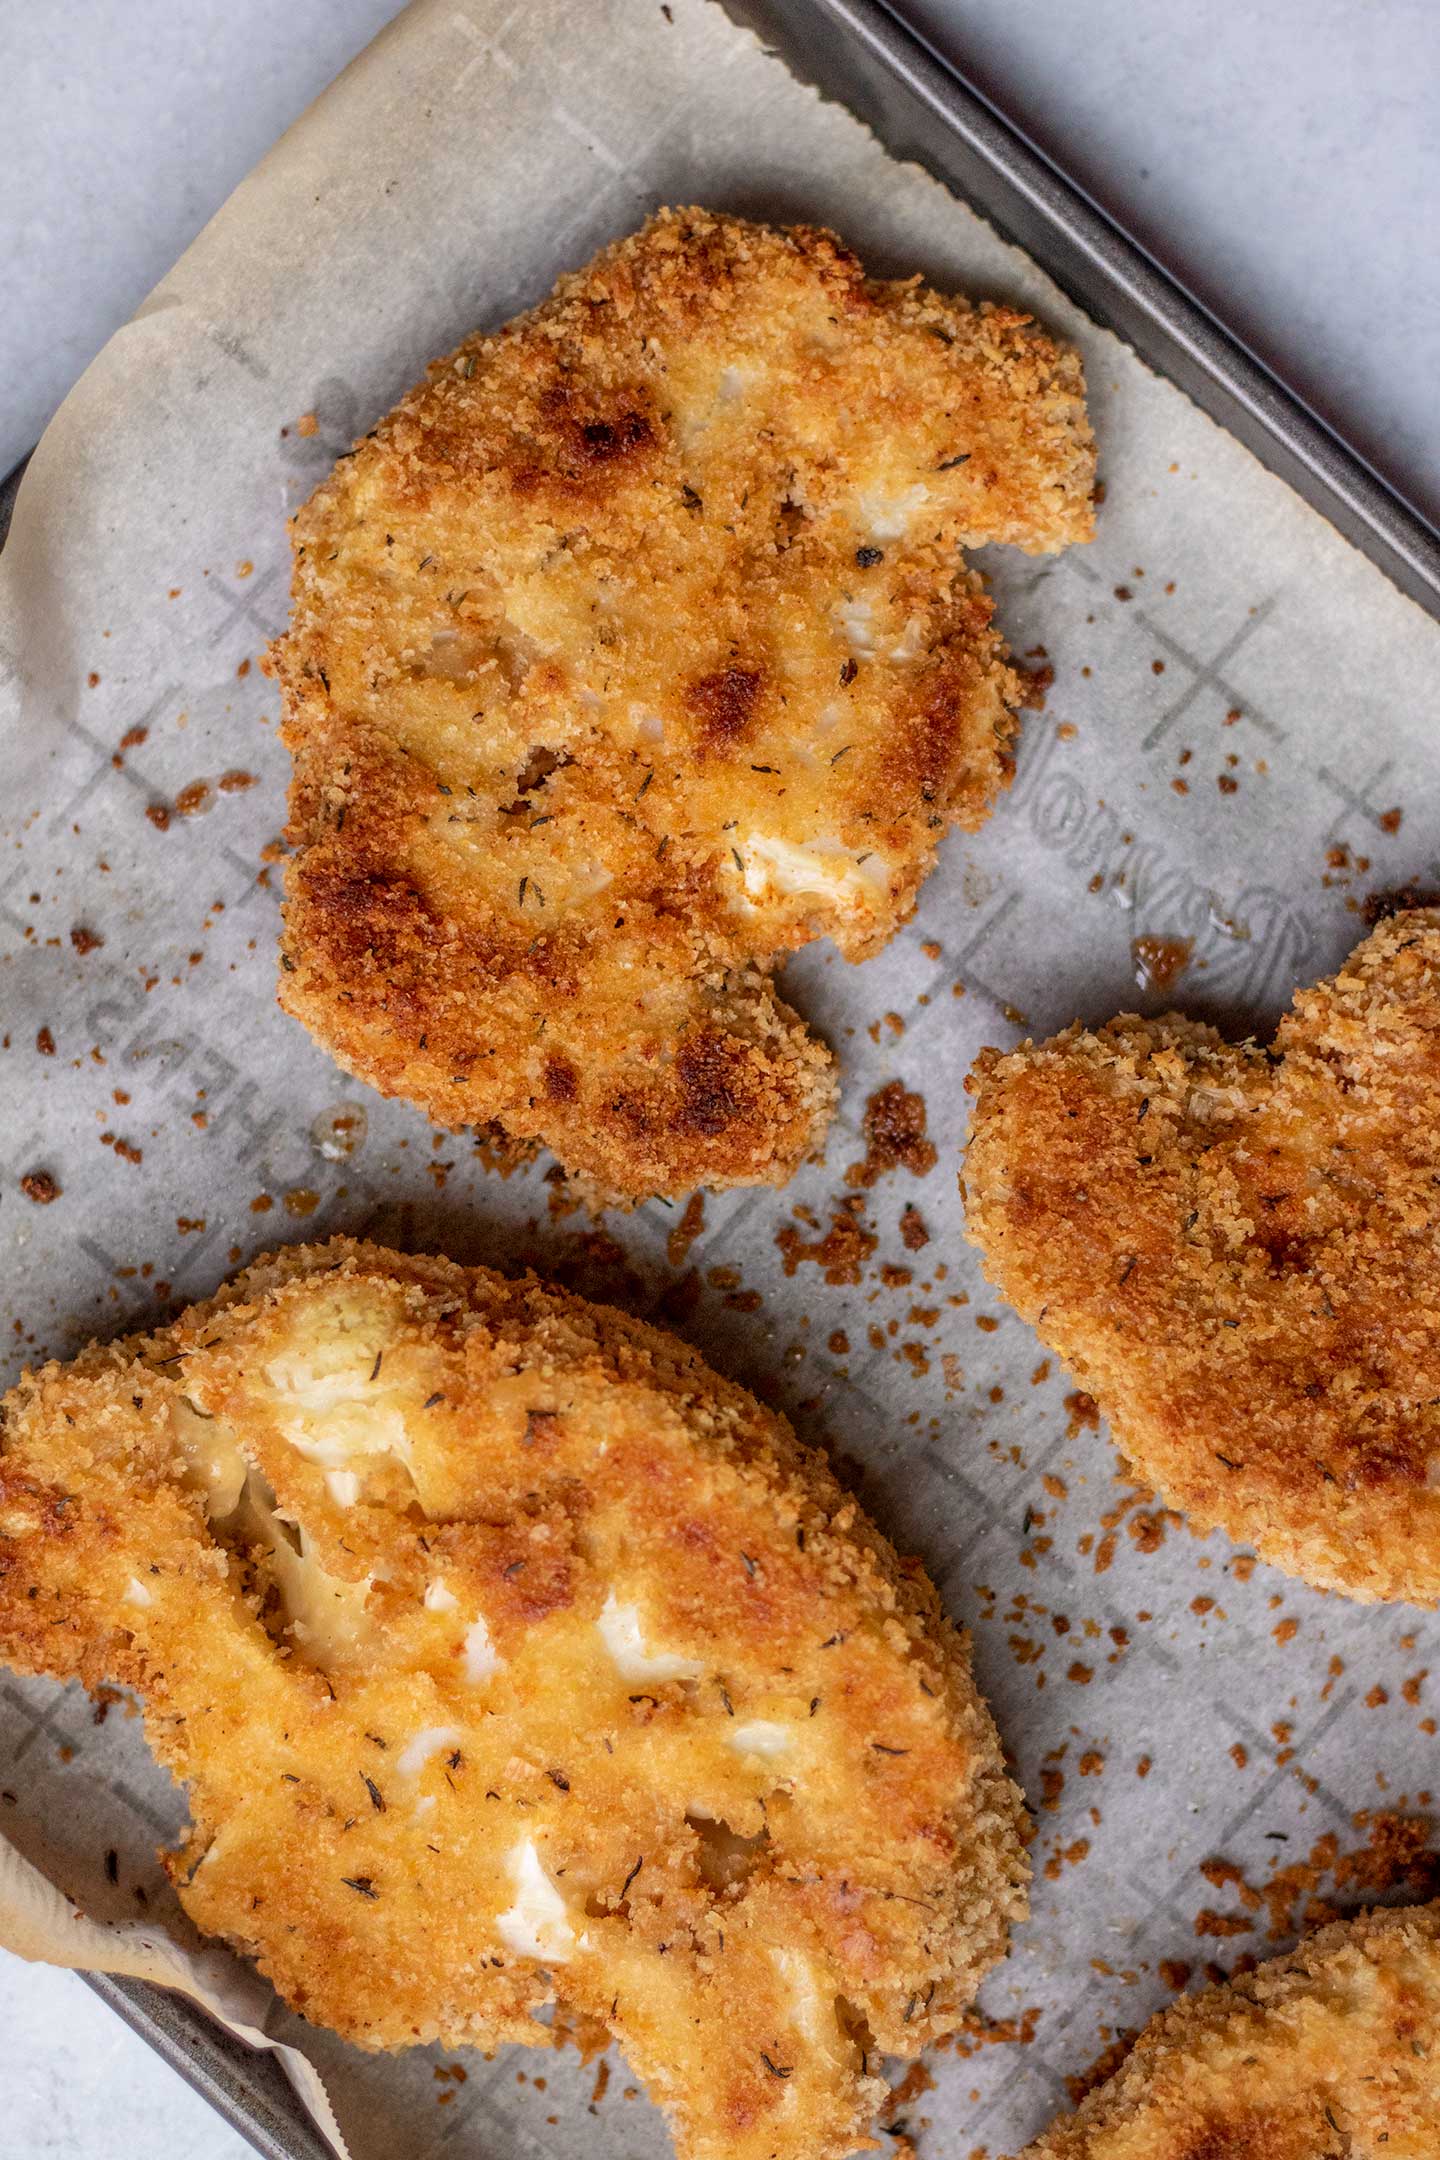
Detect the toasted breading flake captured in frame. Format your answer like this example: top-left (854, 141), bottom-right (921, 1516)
top-left (963, 910), bottom-right (1440, 1604)
top-left (0, 1238), bottom-right (1028, 2160)
top-left (1013, 1902), bottom-right (1440, 2158)
top-left (271, 206), bottom-right (1094, 1201)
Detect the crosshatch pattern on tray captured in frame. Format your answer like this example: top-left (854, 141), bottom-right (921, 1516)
top-left (4, 0), bottom-right (1440, 2152)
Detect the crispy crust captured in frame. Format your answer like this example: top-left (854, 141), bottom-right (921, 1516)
top-left (0, 1238), bottom-right (1028, 2160)
top-left (271, 206), bottom-right (1094, 1201)
top-left (962, 910), bottom-right (1440, 1604)
top-left (1014, 1902), bottom-right (1440, 2158)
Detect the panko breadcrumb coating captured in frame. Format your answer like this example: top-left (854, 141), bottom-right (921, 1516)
top-left (0, 1238), bottom-right (1028, 2160)
top-left (271, 207), bottom-right (1094, 1202)
top-left (963, 910), bottom-right (1440, 1604)
top-left (1013, 1902), bottom-right (1440, 2159)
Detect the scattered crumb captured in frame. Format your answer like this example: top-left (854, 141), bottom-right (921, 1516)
top-left (899, 1204), bottom-right (930, 1251)
top-left (776, 1200), bottom-right (877, 1285)
top-left (666, 1193), bottom-right (706, 1270)
top-left (1131, 934), bottom-right (1192, 994)
top-left (846, 1082), bottom-right (937, 1189)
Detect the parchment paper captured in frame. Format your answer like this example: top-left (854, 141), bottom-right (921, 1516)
top-left (3, 1), bottom-right (1440, 2154)
top-left (0, 1838), bottom-right (351, 2158)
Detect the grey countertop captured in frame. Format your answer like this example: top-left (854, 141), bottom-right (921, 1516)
top-left (2, 1), bottom-right (1436, 2153)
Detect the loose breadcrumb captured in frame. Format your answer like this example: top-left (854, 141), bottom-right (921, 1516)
top-left (963, 910), bottom-right (1440, 1604)
top-left (271, 207), bottom-right (1093, 1202)
top-left (0, 1238), bottom-right (1028, 2160)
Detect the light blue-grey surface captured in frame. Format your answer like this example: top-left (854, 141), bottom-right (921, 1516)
top-left (1, 2), bottom-right (1436, 2155)
top-left (2, 0), bottom-right (407, 484)
top-left (898, 0), bottom-right (1440, 525)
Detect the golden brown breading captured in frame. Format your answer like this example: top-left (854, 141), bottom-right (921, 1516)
top-left (1011, 1902), bottom-right (1440, 2159)
top-left (0, 1238), bottom-right (1028, 2160)
top-left (271, 207), bottom-right (1094, 1201)
top-left (962, 910), bottom-right (1440, 1604)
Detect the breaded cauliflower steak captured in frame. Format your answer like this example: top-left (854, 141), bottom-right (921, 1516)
top-left (271, 207), bottom-right (1094, 1201)
top-left (963, 910), bottom-right (1440, 1604)
top-left (0, 1238), bottom-right (1028, 2160)
top-left (1013, 1903), bottom-right (1440, 2159)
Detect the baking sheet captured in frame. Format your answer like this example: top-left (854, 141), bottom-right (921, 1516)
top-left (3, 0), bottom-right (1440, 2154)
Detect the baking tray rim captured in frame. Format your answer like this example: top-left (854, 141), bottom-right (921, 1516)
top-left (731, 0), bottom-right (1440, 621)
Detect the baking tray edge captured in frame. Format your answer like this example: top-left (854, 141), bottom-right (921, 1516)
top-left (726, 0), bottom-right (1440, 622)
top-left (81, 1971), bottom-right (335, 2160)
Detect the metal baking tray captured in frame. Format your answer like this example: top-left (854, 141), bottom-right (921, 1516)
top-left (12, 2), bottom-right (1440, 2153)
top-left (733, 0), bottom-right (1440, 620)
